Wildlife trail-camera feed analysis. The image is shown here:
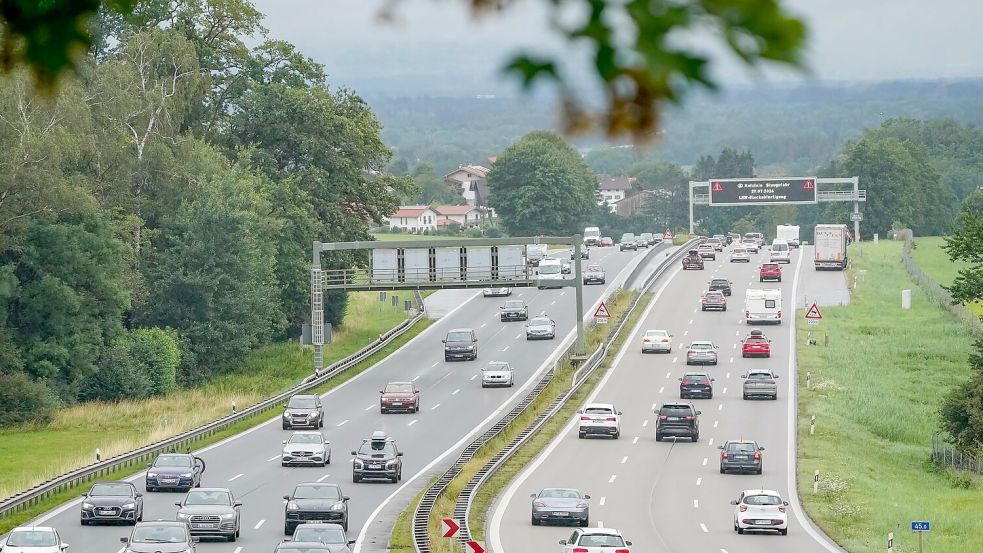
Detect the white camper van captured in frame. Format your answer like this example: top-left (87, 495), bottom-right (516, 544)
top-left (745, 289), bottom-right (783, 325)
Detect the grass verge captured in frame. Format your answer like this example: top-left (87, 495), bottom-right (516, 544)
top-left (672, 233), bottom-right (692, 245)
top-left (0, 295), bottom-right (430, 534)
top-left (796, 239), bottom-right (983, 553)
top-left (908, 235), bottom-right (983, 317)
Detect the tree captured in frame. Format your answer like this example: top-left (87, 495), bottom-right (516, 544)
top-left (487, 131), bottom-right (597, 236)
top-left (939, 339), bottom-right (983, 451)
top-left (411, 163), bottom-right (462, 206)
top-left (634, 160), bottom-right (689, 231)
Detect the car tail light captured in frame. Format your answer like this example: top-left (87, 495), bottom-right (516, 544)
top-left (701, 297), bottom-right (707, 303)
top-left (614, 549), bottom-right (630, 553)
top-left (661, 338), bottom-right (669, 343)
top-left (721, 451), bottom-right (728, 459)
top-left (779, 505), bottom-right (786, 513)
top-left (573, 548), bottom-right (589, 553)
top-left (754, 452), bottom-right (761, 460)
top-left (777, 311), bottom-right (782, 318)
top-left (606, 417), bottom-right (617, 421)
top-left (685, 415), bottom-right (694, 420)
top-left (580, 416), bottom-right (591, 421)
top-left (643, 338), bottom-right (652, 343)
top-left (739, 505), bottom-right (748, 512)
top-left (659, 415), bottom-right (667, 420)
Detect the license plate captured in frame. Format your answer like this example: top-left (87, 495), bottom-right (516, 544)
top-left (193, 523), bottom-right (217, 529)
top-left (98, 509), bottom-right (114, 514)
top-left (392, 403), bottom-right (402, 406)
top-left (553, 512), bottom-right (568, 516)
top-left (754, 519), bottom-right (771, 525)
top-left (161, 479), bottom-right (177, 484)
top-left (668, 417), bottom-right (679, 421)
top-left (735, 455), bottom-right (747, 460)
top-left (369, 464), bottom-right (382, 469)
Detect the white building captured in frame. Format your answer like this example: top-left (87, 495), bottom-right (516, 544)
top-left (597, 175), bottom-right (636, 212)
top-left (387, 206), bottom-right (439, 233)
top-left (434, 205), bottom-right (483, 228)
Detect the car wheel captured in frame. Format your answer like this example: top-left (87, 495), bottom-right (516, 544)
top-left (778, 278), bottom-right (782, 282)
top-left (319, 417), bottom-right (324, 428)
top-left (228, 532), bottom-right (237, 542)
top-left (353, 474), bottom-right (362, 483)
top-left (579, 518), bottom-right (589, 527)
top-left (708, 394), bottom-right (713, 400)
top-left (146, 486), bottom-right (155, 492)
top-left (692, 432), bottom-right (699, 442)
top-left (282, 422), bottom-right (289, 430)
top-left (720, 466), bottom-right (725, 474)
top-left (744, 393), bottom-right (749, 400)
top-left (327, 453), bottom-right (331, 465)
top-left (531, 516), bottom-right (540, 526)
top-left (723, 306), bottom-right (727, 311)
top-left (380, 408), bottom-right (386, 414)
top-left (481, 383), bottom-right (487, 388)
top-left (80, 519), bottom-right (88, 526)
top-left (759, 278), bottom-right (764, 282)
top-left (236, 527), bottom-right (240, 538)
top-left (780, 528), bottom-right (788, 535)
top-left (138, 510), bottom-right (143, 522)
top-left (343, 520), bottom-right (348, 532)
top-left (756, 468), bottom-right (762, 475)
top-left (614, 430), bottom-right (621, 439)
top-left (772, 394), bottom-right (779, 400)
top-left (737, 527), bottom-right (745, 535)
top-left (578, 432), bottom-right (586, 439)
top-left (398, 468), bottom-right (403, 481)
top-left (655, 433), bottom-right (663, 442)
top-left (701, 307), bottom-right (706, 311)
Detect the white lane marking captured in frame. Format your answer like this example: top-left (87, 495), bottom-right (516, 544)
top-left (470, 374), bottom-right (478, 381)
top-left (688, 319), bottom-right (693, 325)
top-left (431, 361), bottom-right (439, 367)
top-left (672, 356), bottom-right (679, 363)
top-left (651, 403), bottom-right (657, 410)
top-left (642, 420), bottom-right (649, 427)
top-left (708, 438), bottom-right (714, 446)
top-left (480, 323), bottom-right (487, 328)
top-left (718, 403), bottom-right (723, 411)
top-left (693, 307), bottom-right (698, 312)
top-left (503, 346), bottom-right (510, 351)
top-left (233, 548), bottom-right (243, 553)
top-left (452, 389), bottom-right (460, 395)
top-left (608, 475), bottom-right (617, 483)
top-left (317, 474), bottom-right (331, 482)
top-left (551, 300), bottom-right (556, 305)
top-left (702, 458), bottom-right (708, 466)
top-left (729, 356), bottom-right (734, 363)
top-left (620, 456), bottom-right (628, 464)
top-left (515, 333), bottom-right (522, 339)
top-left (665, 371), bottom-right (671, 378)
top-left (268, 454), bottom-right (281, 462)
top-left (700, 523), bottom-right (709, 533)
top-left (714, 420), bottom-right (719, 428)
top-left (684, 330), bottom-right (689, 336)
top-left (254, 519), bottom-right (265, 529)
top-left (722, 387), bottom-right (727, 394)
top-left (599, 497), bottom-right (606, 506)
top-left (696, 477), bottom-right (702, 486)
top-left (412, 375), bottom-right (421, 381)
top-left (632, 437), bottom-right (639, 444)
top-left (721, 549), bottom-right (730, 553)
top-left (431, 403), bottom-right (441, 410)
top-left (337, 419), bottom-right (349, 427)
top-left (658, 386), bottom-right (664, 394)
top-left (694, 499), bottom-right (699, 508)
top-left (733, 343), bottom-right (737, 349)
top-left (408, 419), bottom-right (418, 426)
top-left (598, 521), bottom-right (604, 528)
top-left (726, 372), bottom-right (731, 379)
top-left (228, 473), bottom-right (243, 481)
top-left (735, 330), bottom-right (740, 336)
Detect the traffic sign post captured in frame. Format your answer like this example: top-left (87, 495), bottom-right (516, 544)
top-left (663, 228), bottom-right (674, 241)
top-left (911, 520), bottom-right (930, 553)
top-left (594, 302), bottom-right (610, 324)
top-left (805, 302), bottom-right (823, 327)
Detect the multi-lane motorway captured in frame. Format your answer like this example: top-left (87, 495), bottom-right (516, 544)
top-left (25, 243), bottom-right (663, 553)
top-left (490, 246), bottom-right (846, 553)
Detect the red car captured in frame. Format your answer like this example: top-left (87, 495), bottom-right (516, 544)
top-left (600, 236), bottom-right (615, 247)
top-left (741, 329), bottom-right (771, 358)
top-left (759, 263), bottom-right (782, 282)
top-left (380, 381), bottom-right (420, 413)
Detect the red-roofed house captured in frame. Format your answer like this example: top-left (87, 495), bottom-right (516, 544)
top-left (444, 165), bottom-right (491, 207)
top-left (434, 205), bottom-right (482, 228)
top-left (597, 175), bottom-right (638, 212)
top-left (387, 205), bottom-right (439, 233)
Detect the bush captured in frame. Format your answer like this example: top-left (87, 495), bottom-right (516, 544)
top-left (126, 328), bottom-right (180, 395)
top-left (79, 345), bottom-right (151, 401)
top-left (0, 371), bottom-right (61, 427)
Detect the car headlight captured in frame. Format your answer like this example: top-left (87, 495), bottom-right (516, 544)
top-left (222, 512), bottom-right (237, 519)
top-left (82, 501), bottom-right (94, 509)
top-left (177, 512), bottom-right (190, 519)
top-left (283, 412), bottom-right (290, 418)
top-left (287, 502), bottom-right (300, 510)
top-left (353, 460), bottom-right (363, 468)
top-left (122, 502), bottom-right (135, 509)
top-left (331, 503), bottom-right (346, 511)
top-left (386, 460), bottom-right (398, 468)
top-left (147, 472), bottom-right (157, 478)
top-left (180, 472), bottom-right (193, 478)
top-left (308, 412), bottom-right (317, 418)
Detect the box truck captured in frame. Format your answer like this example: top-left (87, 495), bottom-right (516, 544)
top-left (814, 224), bottom-right (849, 270)
top-left (776, 225), bottom-right (800, 248)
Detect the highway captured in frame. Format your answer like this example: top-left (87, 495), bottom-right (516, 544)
top-left (26, 243), bottom-right (663, 553)
top-left (490, 246), bottom-right (846, 553)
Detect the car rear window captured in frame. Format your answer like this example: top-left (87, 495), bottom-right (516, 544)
top-left (763, 264), bottom-right (779, 269)
top-left (584, 407), bottom-right (614, 414)
top-left (447, 331), bottom-right (473, 342)
top-left (726, 442), bottom-right (757, 452)
top-left (744, 494), bottom-right (782, 506)
top-left (747, 372), bottom-right (774, 380)
top-left (682, 375), bottom-right (708, 383)
top-left (660, 406), bottom-right (693, 416)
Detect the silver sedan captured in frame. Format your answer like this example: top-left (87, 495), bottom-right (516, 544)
top-left (686, 341), bottom-right (719, 365)
top-left (530, 488), bottom-right (590, 526)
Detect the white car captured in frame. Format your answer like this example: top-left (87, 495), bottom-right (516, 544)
top-left (282, 431), bottom-right (331, 467)
top-left (577, 403), bottom-right (621, 439)
top-left (641, 329), bottom-right (672, 353)
top-left (559, 527), bottom-right (632, 552)
top-left (482, 287), bottom-right (512, 297)
top-left (731, 489), bottom-right (789, 535)
top-left (741, 239), bottom-right (759, 253)
top-left (480, 361), bottom-right (515, 388)
top-left (730, 248), bottom-right (750, 262)
top-left (0, 527), bottom-right (69, 553)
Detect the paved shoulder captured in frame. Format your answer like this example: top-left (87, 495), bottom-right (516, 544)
top-left (795, 246), bottom-right (851, 307)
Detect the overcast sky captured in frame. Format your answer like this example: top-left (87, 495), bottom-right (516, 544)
top-left (253, 0), bottom-right (983, 96)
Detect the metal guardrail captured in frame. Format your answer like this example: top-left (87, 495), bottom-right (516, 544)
top-left (411, 239), bottom-right (699, 552)
top-left (0, 291), bottom-right (426, 522)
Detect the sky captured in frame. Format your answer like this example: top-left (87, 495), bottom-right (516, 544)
top-left (252, 0), bottom-right (983, 97)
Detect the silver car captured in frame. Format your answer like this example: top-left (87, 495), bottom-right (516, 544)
top-left (730, 248), bottom-right (750, 262)
top-left (530, 488), bottom-right (590, 526)
top-left (282, 431), bottom-right (331, 467)
top-left (525, 315), bottom-right (556, 340)
top-left (481, 361), bottom-right (515, 388)
top-left (290, 523), bottom-right (353, 553)
top-left (582, 264), bottom-right (605, 285)
top-left (742, 369), bottom-right (779, 400)
top-left (175, 488), bottom-right (241, 542)
top-left (686, 341), bottom-right (719, 365)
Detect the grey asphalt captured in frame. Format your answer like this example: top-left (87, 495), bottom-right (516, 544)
top-left (24, 243), bottom-right (666, 553)
top-left (490, 246), bottom-right (846, 553)
top-left (793, 246), bottom-right (851, 308)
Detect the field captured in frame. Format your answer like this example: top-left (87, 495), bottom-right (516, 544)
top-left (796, 239), bottom-right (983, 553)
top-left (908, 235), bottom-right (983, 316)
top-left (0, 291), bottom-right (410, 500)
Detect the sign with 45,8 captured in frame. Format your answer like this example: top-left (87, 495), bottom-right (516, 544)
top-left (911, 520), bottom-right (931, 532)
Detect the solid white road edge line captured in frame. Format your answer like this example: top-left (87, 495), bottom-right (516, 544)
top-left (488, 263), bottom-right (681, 553)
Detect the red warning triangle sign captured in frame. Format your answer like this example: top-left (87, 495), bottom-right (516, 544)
top-left (663, 228), bottom-right (674, 240)
top-left (804, 302), bottom-right (823, 320)
top-left (711, 181), bottom-right (724, 192)
top-left (802, 179), bottom-right (815, 190)
top-left (593, 302), bottom-right (610, 318)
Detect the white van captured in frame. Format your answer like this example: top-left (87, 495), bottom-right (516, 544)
top-left (770, 239), bottom-right (791, 264)
top-left (536, 258), bottom-right (566, 289)
top-left (744, 289), bottom-right (782, 325)
top-left (526, 243), bottom-right (548, 266)
top-left (583, 226), bottom-right (601, 246)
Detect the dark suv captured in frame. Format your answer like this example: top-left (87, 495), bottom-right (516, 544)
top-left (283, 482), bottom-right (350, 533)
top-left (682, 250), bottom-right (704, 270)
top-left (718, 439), bottom-right (765, 474)
top-left (708, 278), bottom-right (732, 296)
top-left (283, 394), bottom-right (324, 430)
top-left (655, 403), bottom-right (701, 442)
top-left (443, 328), bottom-right (478, 361)
top-left (500, 299), bottom-right (528, 322)
top-left (352, 431), bottom-right (403, 483)
top-left (678, 372), bottom-right (714, 399)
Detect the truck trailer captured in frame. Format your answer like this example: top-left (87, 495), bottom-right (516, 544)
top-left (813, 224), bottom-right (848, 270)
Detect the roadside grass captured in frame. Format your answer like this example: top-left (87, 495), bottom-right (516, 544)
top-left (371, 232), bottom-right (432, 242)
top-left (797, 239), bottom-right (983, 553)
top-left (908, 235), bottom-right (983, 316)
top-left (386, 289), bottom-right (640, 552)
top-left (672, 233), bottom-right (692, 245)
top-left (0, 292), bottom-right (412, 506)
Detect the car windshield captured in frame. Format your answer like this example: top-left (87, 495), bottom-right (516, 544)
top-left (712, 280), bottom-right (728, 285)
top-left (293, 526), bottom-right (347, 543)
top-left (773, 243), bottom-right (789, 251)
top-left (690, 343), bottom-right (713, 350)
top-left (384, 383), bottom-right (413, 393)
top-left (288, 433), bottom-right (323, 444)
top-left (745, 336), bottom-right (766, 343)
top-left (579, 534), bottom-right (626, 547)
top-left (504, 300), bottom-right (524, 308)
top-left (621, 234), bottom-right (634, 241)
top-left (748, 372), bottom-right (774, 380)
top-left (90, 483), bottom-right (132, 496)
top-left (529, 317), bottom-right (551, 326)
top-left (184, 490), bottom-right (231, 506)
top-left (539, 264), bottom-right (560, 275)
top-left (358, 441), bottom-right (397, 456)
top-left (745, 494), bottom-right (783, 506)
top-left (727, 442), bottom-right (758, 453)
top-left (6, 530), bottom-right (58, 547)
top-left (446, 331), bottom-right (472, 342)
top-left (293, 485), bottom-right (342, 500)
top-left (540, 488), bottom-right (582, 499)
top-left (154, 454), bottom-right (191, 468)
top-left (131, 525), bottom-right (188, 543)
top-left (288, 397), bottom-right (317, 409)
top-left (484, 362), bottom-right (510, 372)
top-left (584, 407), bottom-right (613, 414)
top-left (660, 406), bottom-right (693, 416)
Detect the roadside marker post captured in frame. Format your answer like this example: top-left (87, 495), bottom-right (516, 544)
top-left (911, 521), bottom-right (930, 553)
top-left (810, 415), bottom-right (816, 436)
top-left (887, 531), bottom-right (894, 553)
top-left (813, 469), bottom-right (820, 493)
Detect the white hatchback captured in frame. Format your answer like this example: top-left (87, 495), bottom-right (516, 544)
top-left (730, 248), bottom-right (750, 262)
top-left (577, 403), bottom-right (621, 439)
top-left (731, 489), bottom-right (789, 535)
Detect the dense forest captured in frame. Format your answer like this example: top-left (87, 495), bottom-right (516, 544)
top-left (0, 0), bottom-right (411, 426)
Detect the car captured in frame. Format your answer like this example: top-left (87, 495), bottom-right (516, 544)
top-left (637, 232), bottom-right (653, 248)
top-left (482, 286), bottom-right (512, 297)
top-left (730, 247), bottom-right (750, 262)
top-left (570, 247), bottom-right (590, 259)
top-left (600, 236), bottom-right (614, 247)
top-left (741, 329), bottom-right (771, 358)
top-left (443, 328), bottom-right (478, 361)
top-left (526, 243), bottom-right (548, 266)
top-left (742, 369), bottom-right (779, 400)
top-left (731, 489), bottom-right (789, 535)
top-left (481, 361), bottom-right (515, 388)
top-left (282, 431), bottom-right (331, 466)
top-left (145, 452), bottom-right (204, 492)
top-left (175, 488), bottom-right (241, 542)
top-left (655, 402), bottom-right (701, 442)
top-left (81, 481), bottom-right (143, 525)
top-left (759, 263), bottom-right (782, 282)
top-left (283, 483), bottom-right (350, 534)
top-left (686, 341), bottom-right (719, 365)
top-left (351, 431), bottom-right (402, 483)
top-left (708, 278), bottom-right (732, 296)
top-left (283, 394), bottom-right (325, 430)
top-left (500, 299), bottom-right (529, 321)
top-left (2, 527), bottom-right (69, 553)
top-left (289, 523), bottom-right (354, 552)
top-left (530, 488), bottom-right (590, 526)
top-left (379, 381), bottom-right (420, 413)
top-left (559, 528), bottom-right (632, 553)
top-left (770, 239), bottom-right (791, 263)
top-left (679, 372), bottom-right (714, 399)
top-left (120, 521), bottom-right (196, 553)
top-left (577, 403), bottom-right (621, 439)
top-left (745, 232), bottom-right (765, 247)
top-left (583, 263), bottom-right (606, 285)
top-left (619, 233), bottom-right (637, 251)
top-left (719, 440), bottom-right (765, 474)
top-left (274, 542), bottom-right (333, 553)
top-left (697, 244), bottom-right (716, 259)
top-left (537, 258), bottom-right (566, 288)
top-left (700, 291), bottom-right (727, 311)
top-left (681, 250), bottom-right (704, 270)
top-left (641, 329), bottom-right (672, 353)
top-left (525, 315), bottom-right (556, 340)
top-left (707, 237), bottom-right (723, 251)
top-left (561, 260), bottom-right (572, 274)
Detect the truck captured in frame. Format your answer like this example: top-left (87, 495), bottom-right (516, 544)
top-left (814, 224), bottom-right (848, 270)
top-left (776, 225), bottom-right (800, 248)
top-left (583, 226), bottom-right (601, 246)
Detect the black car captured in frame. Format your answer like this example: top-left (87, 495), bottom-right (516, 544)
top-left (708, 278), bottom-right (732, 296)
top-left (500, 299), bottom-right (529, 322)
top-left (81, 481), bottom-right (143, 525)
top-left (655, 403), bottom-right (701, 442)
top-left (678, 373), bottom-right (714, 400)
top-left (443, 328), bottom-right (478, 361)
top-left (283, 483), bottom-right (350, 534)
top-left (275, 541), bottom-right (335, 553)
top-left (145, 452), bottom-right (205, 492)
top-left (719, 440), bottom-right (765, 474)
top-left (283, 394), bottom-right (325, 430)
top-left (120, 521), bottom-right (197, 553)
top-left (352, 431), bottom-right (403, 483)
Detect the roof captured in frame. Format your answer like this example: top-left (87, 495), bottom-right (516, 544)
top-left (444, 165), bottom-right (489, 179)
top-left (576, 527), bottom-right (624, 535)
top-left (597, 175), bottom-right (635, 191)
top-left (434, 204), bottom-right (478, 216)
top-left (391, 206), bottom-right (433, 218)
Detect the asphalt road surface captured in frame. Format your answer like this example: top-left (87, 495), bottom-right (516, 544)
top-left (491, 246), bottom-right (847, 553)
top-left (25, 243), bottom-right (665, 553)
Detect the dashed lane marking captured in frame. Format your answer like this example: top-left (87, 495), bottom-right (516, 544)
top-left (267, 454), bottom-right (280, 462)
top-left (408, 419), bottom-right (417, 426)
top-left (337, 419), bottom-right (349, 426)
top-left (620, 456), bottom-right (628, 464)
top-left (599, 497), bottom-right (606, 506)
top-left (702, 458), bottom-right (708, 466)
top-left (431, 403), bottom-right (441, 410)
top-left (452, 389), bottom-right (460, 395)
top-left (229, 473), bottom-right (243, 481)
top-left (317, 474), bottom-right (331, 482)
top-left (632, 437), bottom-right (639, 444)
top-left (608, 475), bottom-right (617, 483)
top-left (700, 523), bottom-right (709, 533)
top-left (254, 519), bottom-right (265, 529)
top-left (694, 499), bottom-right (699, 508)
top-left (642, 420), bottom-right (649, 427)
top-left (696, 477), bottom-right (702, 486)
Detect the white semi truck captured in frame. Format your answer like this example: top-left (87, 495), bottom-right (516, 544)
top-left (813, 224), bottom-right (849, 270)
top-left (776, 225), bottom-right (800, 248)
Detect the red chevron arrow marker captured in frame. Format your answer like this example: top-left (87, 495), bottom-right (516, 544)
top-left (441, 518), bottom-right (460, 538)
top-left (466, 541), bottom-right (485, 553)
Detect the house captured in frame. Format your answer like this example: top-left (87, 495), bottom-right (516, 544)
top-left (387, 205), bottom-right (439, 233)
top-left (613, 190), bottom-right (652, 217)
top-left (597, 175), bottom-right (637, 211)
top-left (434, 205), bottom-right (483, 228)
top-left (444, 165), bottom-right (490, 207)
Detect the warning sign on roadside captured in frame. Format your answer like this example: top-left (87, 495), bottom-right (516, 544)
top-left (711, 181), bottom-right (724, 192)
top-left (663, 228), bottom-right (674, 240)
top-left (593, 302), bottom-right (610, 319)
top-left (804, 302), bottom-right (823, 320)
